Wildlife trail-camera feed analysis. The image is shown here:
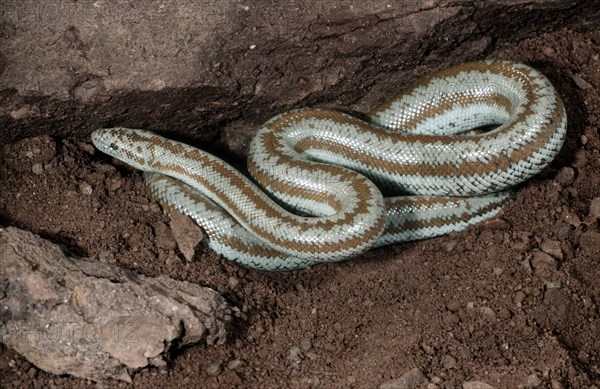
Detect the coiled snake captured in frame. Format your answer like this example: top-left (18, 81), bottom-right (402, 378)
top-left (92, 60), bottom-right (567, 271)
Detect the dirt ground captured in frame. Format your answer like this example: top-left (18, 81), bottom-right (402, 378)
top-left (1, 27), bottom-right (600, 389)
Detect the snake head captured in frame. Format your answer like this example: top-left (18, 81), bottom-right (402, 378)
top-left (91, 127), bottom-right (155, 170)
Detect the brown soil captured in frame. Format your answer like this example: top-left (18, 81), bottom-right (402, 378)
top-left (1, 28), bottom-right (599, 389)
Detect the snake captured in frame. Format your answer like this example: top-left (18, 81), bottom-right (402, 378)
top-left (91, 60), bottom-right (567, 271)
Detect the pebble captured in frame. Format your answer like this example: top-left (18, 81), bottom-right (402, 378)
top-left (562, 211), bottom-right (581, 227)
top-left (31, 163), bottom-right (44, 175)
top-left (379, 367), bottom-right (427, 389)
top-left (444, 240), bottom-right (457, 252)
top-left (480, 306), bottom-right (497, 323)
top-left (498, 308), bottom-right (511, 320)
top-left (540, 239), bottom-right (563, 260)
top-left (431, 376), bottom-right (443, 384)
top-left (79, 182), bottom-right (93, 195)
top-left (226, 359), bottom-right (243, 370)
top-left (72, 79), bottom-right (106, 103)
top-left (228, 276), bottom-right (239, 289)
top-left (589, 197), bottom-right (600, 219)
top-left (305, 351), bottom-right (318, 360)
top-left (554, 223), bottom-right (572, 240)
top-left (78, 142), bottom-right (96, 155)
top-left (555, 167), bottom-right (575, 186)
top-left (571, 74), bottom-right (593, 90)
top-left (574, 149), bottom-right (587, 169)
top-left (287, 346), bottom-right (302, 365)
top-left (96, 164), bottom-right (116, 173)
top-left (300, 338), bottom-right (312, 351)
top-left (459, 347), bottom-right (473, 359)
top-left (205, 362), bottom-right (222, 376)
top-left (442, 354), bottom-right (457, 369)
top-left (10, 104), bottom-right (32, 119)
top-left (106, 177), bottom-right (123, 192)
top-left (27, 367), bottom-right (37, 378)
top-left (542, 46), bottom-right (556, 57)
top-left (513, 290), bottom-right (525, 307)
top-left (526, 373), bottom-right (543, 387)
top-left (462, 382), bottom-right (495, 389)
top-left (531, 251), bottom-right (558, 271)
top-left (421, 342), bottom-right (435, 355)
top-left (578, 230), bottom-right (600, 257)
top-left (153, 222), bottom-right (178, 251)
top-left (169, 214), bottom-right (204, 261)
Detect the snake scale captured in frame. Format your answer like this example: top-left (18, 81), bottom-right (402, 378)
top-left (92, 60), bottom-right (567, 271)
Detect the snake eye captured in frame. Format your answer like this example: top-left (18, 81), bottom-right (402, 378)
top-left (110, 142), bottom-right (119, 151)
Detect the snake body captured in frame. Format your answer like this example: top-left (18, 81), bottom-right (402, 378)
top-left (91, 60), bottom-right (567, 271)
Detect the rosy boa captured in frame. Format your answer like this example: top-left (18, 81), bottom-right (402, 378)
top-left (91, 60), bottom-right (567, 271)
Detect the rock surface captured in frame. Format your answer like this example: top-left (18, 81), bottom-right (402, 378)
top-left (1, 1), bottom-right (600, 388)
top-left (0, 1), bottom-right (598, 153)
top-left (0, 227), bottom-right (234, 382)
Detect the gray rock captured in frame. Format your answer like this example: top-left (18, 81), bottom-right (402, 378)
top-left (31, 163), bottom-right (43, 175)
top-left (226, 359), bottom-right (243, 370)
top-left (205, 362), bottom-right (222, 376)
top-left (462, 382), bottom-right (495, 389)
top-left (526, 373), bottom-right (543, 387)
top-left (531, 251), bottom-right (558, 271)
top-left (0, 227), bottom-right (234, 382)
top-left (287, 346), bottom-right (303, 365)
top-left (589, 197), bottom-right (600, 219)
top-left (540, 239), bottom-right (563, 260)
top-left (380, 367), bottom-right (427, 389)
top-left (555, 167), bottom-right (576, 186)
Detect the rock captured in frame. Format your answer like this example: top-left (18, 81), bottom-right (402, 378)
top-left (555, 167), bottom-right (576, 186)
top-left (380, 367), bottom-right (427, 389)
top-left (226, 359), bottom-right (243, 370)
top-left (31, 163), bottom-right (43, 175)
top-left (9, 104), bottom-right (33, 119)
top-left (571, 74), bottom-right (593, 90)
top-left (153, 222), bottom-right (178, 251)
top-left (169, 213), bottom-right (204, 261)
top-left (540, 239), bottom-right (563, 260)
top-left (480, 307), bottom-right (498, 323)
top-left (514, 291), bottom-right (526, 305)
top-left (228, 276), bottom-right (240, 289)
top-left (0, 227), bottom-right (234, 382)
top-left (574, 150), bottom-right (588, 169)
top-left (462, 382), bottom-right (495, 389)
top-left (105, 177), bottom-right (123, 192)
top-left (589, 197), bottom-right (600, 219)
top-left (531, 251), bottom-right (558, 271)
top-left (79, 182), bottom-right (93, 195)
top-left (579, 231), bottom-right (600, 258)
top-left (442, 354), bottom-right (457, 369)
top-left (1, 1), bottom-right (598, 144)
top-left (526, 373), bottom-right (543, 387)
top-left (542, 46), bottom-right (556, 57)
top-left (287, 346), bottom-right (303, 365)
top-left (71, 79), bottom-right (106, 104)
top-left (300, 338), bottom-right (312, 351)
top-left (205, 362), bottom-right (222, 376)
